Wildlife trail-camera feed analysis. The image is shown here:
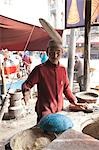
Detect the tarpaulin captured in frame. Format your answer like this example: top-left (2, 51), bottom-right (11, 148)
top-left (0, 15), bottom-right (63, 51)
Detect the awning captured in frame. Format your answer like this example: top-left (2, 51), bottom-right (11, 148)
top-left (0, 15), bottom-right (63, 51)
top-left (76, 36), bottom-right (99, 44)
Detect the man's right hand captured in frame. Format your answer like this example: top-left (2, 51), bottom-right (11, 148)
top-left (23, 90), bottom-right (31, 105)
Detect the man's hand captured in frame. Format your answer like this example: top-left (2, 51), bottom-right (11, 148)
top-left (75, 103), bottom-right (88, 110)
top-left (69, 103), bottom-right (93, 113)
top-left (69, 103), bottom-right (88, 111)
top-left (23, 90), bottom-right (31, 105)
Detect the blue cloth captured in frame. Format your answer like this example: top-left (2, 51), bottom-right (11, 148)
top-left (38, 113), bottom-right (73, 134)
top-left (0, 79), bottom-right (25, 95)
top-left (40, 53), bottom-right (48, 63)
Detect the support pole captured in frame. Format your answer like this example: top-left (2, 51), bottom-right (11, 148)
top-left (84, 0), bottom-right (91, 91)
top-left (67, 29), bottom-right (76, 90)
top-left (0, 62), bottom-right (6, 95)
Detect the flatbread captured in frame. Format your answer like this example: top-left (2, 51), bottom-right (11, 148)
top-left (39, 18), bottom-right (62, 44)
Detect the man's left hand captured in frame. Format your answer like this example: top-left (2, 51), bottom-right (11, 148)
top-left (69, 103), bottom-right (88, 111)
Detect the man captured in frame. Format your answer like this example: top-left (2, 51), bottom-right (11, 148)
top-left (74, 55), bottom-right (84, 91)
top-left (22, 39), bottom-right (86, 123)
top-left (22, 51), bottom-right (32, 75)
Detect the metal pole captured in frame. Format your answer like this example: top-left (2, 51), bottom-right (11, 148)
top-left (84, 0), bottom-right (91, 91)
top-left (67, 28), bottom-right (76, 90)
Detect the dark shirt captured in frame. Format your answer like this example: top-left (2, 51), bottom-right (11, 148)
top-left (22, 60), bottom-right (76, 118)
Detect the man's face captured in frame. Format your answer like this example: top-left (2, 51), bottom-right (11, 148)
top-left (47, 47), bottom-right (63, 64)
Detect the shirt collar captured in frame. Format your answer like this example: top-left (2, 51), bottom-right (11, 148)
top-left (46, 59), bottom-right (60, 67)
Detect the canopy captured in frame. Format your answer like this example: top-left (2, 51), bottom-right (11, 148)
top-left (76, 36), bottom-right (99, 44)
top-left (0, 15), bottom-right (63, 51)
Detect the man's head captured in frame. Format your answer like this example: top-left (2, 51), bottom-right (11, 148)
top-left (47, 39), bottom-right (63, 64)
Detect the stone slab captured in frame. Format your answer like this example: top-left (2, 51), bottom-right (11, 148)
top-left (43, 129), bottom-right (99, 150)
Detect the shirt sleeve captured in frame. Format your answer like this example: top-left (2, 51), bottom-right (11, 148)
top-left (63, 68), bottom-right (77, 104)
top-left (22, 65), bottom-right (40, 95)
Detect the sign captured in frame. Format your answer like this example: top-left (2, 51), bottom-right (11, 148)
top-left (65, 0), bottom-right (99, 28)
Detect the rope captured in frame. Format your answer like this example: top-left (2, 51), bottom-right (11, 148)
top-left (23, 25), bottom-right (35, 52)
